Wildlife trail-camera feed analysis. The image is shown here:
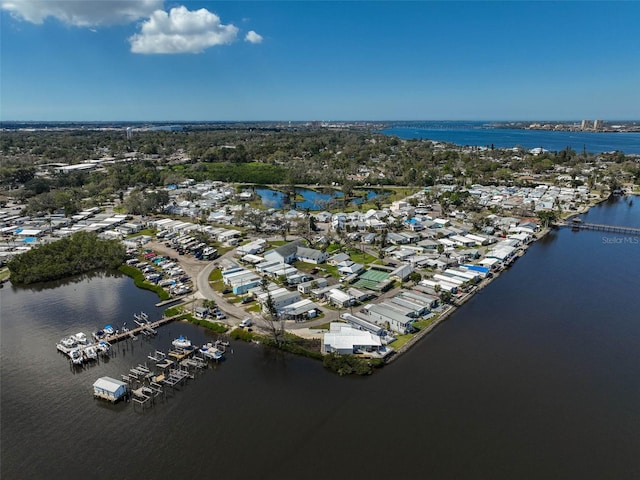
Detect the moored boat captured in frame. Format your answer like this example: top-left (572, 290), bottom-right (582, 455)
top-left (200, 343), bottom-right (224, 361)
top-left (73, 332), bottom-right (89, 345)
top-left (57, 336), bottom-right (77, 353)
top-left (69, 348), bottom-right (84, 365)
top-left (172, 335), bottom-right (191, 349)
top-left (96, 341), bottom-right (111, 357)
top-left (83, 345), bottom-right (98, 361)
top-left (92, 330), bottom-right (106, 341)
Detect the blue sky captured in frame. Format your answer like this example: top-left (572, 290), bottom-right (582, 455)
top-left (1, 1), bottom-right (639, 121)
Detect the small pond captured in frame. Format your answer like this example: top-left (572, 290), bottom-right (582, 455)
top-left (254, 188), bottom-right (380, 210)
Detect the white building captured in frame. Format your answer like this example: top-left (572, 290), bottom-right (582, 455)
top-left (322, 322), bottom-right (382, 355)
top-left (93, 377), bottom-right (128, 402)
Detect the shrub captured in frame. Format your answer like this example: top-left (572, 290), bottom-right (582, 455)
top-left (119, 265), bottom-right (170, 300)
top-left (322, 352), bottom-right (375, 376)
top-left (188, 317), bottom-right (228, 333)
top-left (230, 328), bottom-right (255, 341)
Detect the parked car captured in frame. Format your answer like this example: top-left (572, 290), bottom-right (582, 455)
top-left (216, 312), bottom-right (227, 320)
top-left (239, 318), bottom-right (253, 328)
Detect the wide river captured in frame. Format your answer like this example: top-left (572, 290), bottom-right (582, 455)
top-left (382, 122), bottom-right (640, 155)
top-left (1, 197), bottom-right (639, 479)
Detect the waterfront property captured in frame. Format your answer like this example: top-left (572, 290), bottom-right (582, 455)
top-left (322, 322), bottom-right (384, 356)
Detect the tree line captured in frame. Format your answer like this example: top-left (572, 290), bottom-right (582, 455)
top-left (8, 231), bottom-right (126, 284)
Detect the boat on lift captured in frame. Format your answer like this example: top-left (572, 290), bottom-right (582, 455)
top-left (200, 343), bottom-right (224, 361)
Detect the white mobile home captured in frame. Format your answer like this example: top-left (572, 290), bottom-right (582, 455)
top-left (363, 304), bottom-right (414, 334)
top-left (327, 289), bottom-right (356, 308)
top-left (433, 273), bottom-right (465, 287)
top-left (444, 268), bottom-right (479, 282)
top-left (340, 313), bottom-right (386, 336)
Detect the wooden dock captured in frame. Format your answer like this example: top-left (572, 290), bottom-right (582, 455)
top-left (565, 220), bottom-right (640, 235)
top-left (155, 296), bottom-right (186, 308)
top-left (104, 314), bottom-right (183, 344)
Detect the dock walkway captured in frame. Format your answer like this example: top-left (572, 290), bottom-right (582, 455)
top-left (104, 314), bottom-right (183, 344)
top-left (565, 220), bottom-right (640, 235)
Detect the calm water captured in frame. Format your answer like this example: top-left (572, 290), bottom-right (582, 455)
top-left (1, 198), bottom-right (639, 479)
top-left (382, 121), bottom-right (640, 154)
top-left (256, 187), bottom-right (378, 210)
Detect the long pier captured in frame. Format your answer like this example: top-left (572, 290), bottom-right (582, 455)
top-left (565, 220), bottom-right (640, 235)
top-left (104, 314), bottom-right (183, 344)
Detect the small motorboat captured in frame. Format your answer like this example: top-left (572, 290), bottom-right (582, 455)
top-left (73, 332), bottom-right (89, 345)
top-left (96, 341), bottom-right (111, 357)
top-left (83, 346), bottom-right (98, 361)
top-left (172, 336), bottom-right (191, 349)
top-left (103, 325), bottom-right (115, 335)
top-left (58, 336), bottom-right (77, 352)
top-left (69, 348), bottom-right (83, 365)
top-left (200, 343), bottom-right (223, 361)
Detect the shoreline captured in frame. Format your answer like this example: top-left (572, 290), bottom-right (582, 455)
top-left (118, 192), bottom-right (617, 371)
top-left (383, 192), bottom-right (640, 365)
top-left (384, 227), bottom-right (550, 364)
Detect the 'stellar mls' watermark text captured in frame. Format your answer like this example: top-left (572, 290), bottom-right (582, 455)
top-left (602, 236), bottom-right (639, 245)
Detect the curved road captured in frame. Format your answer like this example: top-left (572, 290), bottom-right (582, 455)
top-left (148, 239), bottom-right (342, 336)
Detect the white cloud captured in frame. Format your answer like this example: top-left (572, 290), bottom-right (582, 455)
top-left (129, 6), bottom-right (239, 54)
top-left (245, 30), bottom-right (263, 44)
top-left (0, 0), bottom-right (163, 26)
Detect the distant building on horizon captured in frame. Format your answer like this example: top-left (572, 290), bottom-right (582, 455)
top-left (581, 119), bottom-right (604, 131)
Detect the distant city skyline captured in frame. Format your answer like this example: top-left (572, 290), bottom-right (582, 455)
top-left (1, 1), bottom-right (639, 121)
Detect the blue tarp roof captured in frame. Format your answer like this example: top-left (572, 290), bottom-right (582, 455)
top-left (461, 264), bottom-right (490, 273)
top-left (23, 237), bottom-right (36, 243)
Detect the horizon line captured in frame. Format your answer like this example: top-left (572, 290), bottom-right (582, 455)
top-left (2, 119), bottom-right (639, 124)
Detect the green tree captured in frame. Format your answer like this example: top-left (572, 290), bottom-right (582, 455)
top-left (260, 279), bottom-right (286, 348)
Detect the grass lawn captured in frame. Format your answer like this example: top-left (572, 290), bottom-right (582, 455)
top-left (214, 244), bottom-right (235, 256)
top-left (347, 248), bottom-right (377, 265)
top-left (385, 186), bottom-right (422, 202)
top-left (293, 260), bottom-right (318, 273)
top-left (413, 315), bottom-right (438, 330)
top-left (390, 333), bottom-right (413, 350)
top-left (209, 269), bottom-right (222, 282)
top-left (269, 240), bottom-right (289, 247)
top-left (326, 243), bottom-right (342, 253)
top-left (0, 267), bottom-right (10, 281)
top-left (211, 280), bottom-right (225, 293)
top-left (313, 320), bottom-right (333, 330)
top-left (321, 264), bottom-right (340, 278)
top-left (247, 304), bottom-right (261, 313)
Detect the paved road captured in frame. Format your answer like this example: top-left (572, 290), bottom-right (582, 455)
top-left (147, 236), bottom-right (398, 336)
top-left (146, 240), bottom-right (247, 326)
